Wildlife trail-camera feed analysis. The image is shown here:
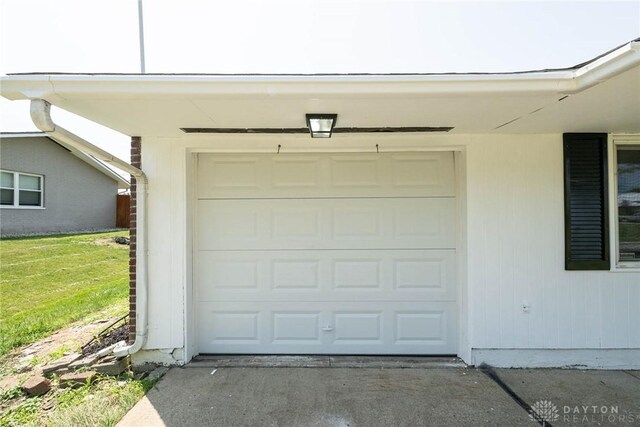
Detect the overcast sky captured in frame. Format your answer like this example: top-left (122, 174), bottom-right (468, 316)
top-left (1, 0), bottom-right (639, 163)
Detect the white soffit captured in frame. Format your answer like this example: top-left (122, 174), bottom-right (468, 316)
top-left (1, 41), bottom-right (639, 135)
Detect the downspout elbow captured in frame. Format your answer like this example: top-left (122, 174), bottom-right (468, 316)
top-left (30, 99), bottom-right (56, 132)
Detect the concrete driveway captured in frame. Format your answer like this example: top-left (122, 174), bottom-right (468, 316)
top-left (118, 359), bottom-right (640, 427)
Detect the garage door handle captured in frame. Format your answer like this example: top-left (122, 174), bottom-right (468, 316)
top-left (321, 326), bottom-right (334, 332)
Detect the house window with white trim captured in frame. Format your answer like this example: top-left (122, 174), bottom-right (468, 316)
top-left (614, 143), bottom-right (640, 266)
top-left (0, 170), bottom-right (44, 208)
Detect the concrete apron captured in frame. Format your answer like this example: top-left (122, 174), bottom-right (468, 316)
top-left (118, 359), bottom-right (640, 427)
top-left (188, 355), bottom-right (466, 369)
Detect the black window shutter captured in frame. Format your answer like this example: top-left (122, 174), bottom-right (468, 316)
top-left (563, 133), bottom-right (609, 270)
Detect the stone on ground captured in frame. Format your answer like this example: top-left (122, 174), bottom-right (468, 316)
top-left (21, 375), bottom-right (51, 396)
top-left (68, 354), bottom-right (100, 370)
top-left (59, 371), bottom-right (97, 388)
top-left (42, 353), bottom-right (81, 375)
top-left (93, 356), bottom-right (130, 376)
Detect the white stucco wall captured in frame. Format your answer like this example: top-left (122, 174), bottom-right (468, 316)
top-left (136, 133), bottom-right (640, 367)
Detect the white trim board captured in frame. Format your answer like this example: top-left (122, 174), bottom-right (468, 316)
top-left (608, 134), bottom-right (640, 271)
top-left (471, 349), bottom-right (640, 369)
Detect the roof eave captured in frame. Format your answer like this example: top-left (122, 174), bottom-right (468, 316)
top-left (2, 41), bottom-right (638, 101)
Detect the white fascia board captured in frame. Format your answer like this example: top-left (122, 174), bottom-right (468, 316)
top-left (0, 71), bottom-right (575, 100)
top-left (0, 75), bottom-right (56, 100)
top-left (1, 42), bottom-right (638, 100)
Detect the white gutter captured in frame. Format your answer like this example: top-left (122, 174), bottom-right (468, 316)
top-left (568, 41), bottom-right (640, 93)
top-left (29, 99), bottom-right (148, 357)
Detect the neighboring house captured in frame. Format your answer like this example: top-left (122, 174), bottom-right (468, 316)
top-left (1, 39), bottom-right (639, 368)
top-left (0, 132), bottom-right (129, 236)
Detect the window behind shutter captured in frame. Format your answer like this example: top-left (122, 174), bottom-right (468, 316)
top-left (563, 133), bottom-right (609, 270)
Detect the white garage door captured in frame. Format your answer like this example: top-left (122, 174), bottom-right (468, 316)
top-left (196, 152), bottom-right (457, 355)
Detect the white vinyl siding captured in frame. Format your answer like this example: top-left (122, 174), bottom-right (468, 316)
top-left (468, 134), bottom-right (640, 350)
top-left (0, 170), bottom-right (43, 208)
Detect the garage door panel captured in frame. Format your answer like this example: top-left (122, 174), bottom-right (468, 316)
top-left (206, 311), bottom-right (260, 344)
top-left (204, 207), bottom-right (259, 239)
top-left (395, 311), bottom-right (448, 344)
top-left (197, 250), bottom-right (456, 302)
top-left (198, 156), bottom-right (263, 192)
top-left (333, 259), bottom-right (380, 289)
top-left (272, 157), bottom-right (322, 189)
top-left (272, 208), bottom-right (320, 238)
top-left (198, 152), bottom-right (455, 199)
top-left (197, 259), bottom-right (259, 290)
top-left (272, 260), bottom-right (320, 290)
top-left (332, 312), bottom-right (383, 344)
top-left (198, 198), bottom-right (456, 250)
top-left (197, 301), bottom-right (457, 354)
top-left (272, 312), bottom-right (322, 344)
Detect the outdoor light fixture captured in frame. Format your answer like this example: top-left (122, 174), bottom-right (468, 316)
top-left (306, 114), bottom-right (337, 138)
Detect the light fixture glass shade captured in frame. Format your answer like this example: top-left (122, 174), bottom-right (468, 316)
top-left (306, 114), bottom-right (337, 138)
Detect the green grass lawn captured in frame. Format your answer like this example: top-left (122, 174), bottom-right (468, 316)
top-left (0, 232), bottom-right (129, 356)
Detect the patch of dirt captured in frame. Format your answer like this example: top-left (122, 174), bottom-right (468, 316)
top-left (0, 375), bottom-right (20, 392)
top-left (81, 324), bottom-right (128, 356)
top-left (93, 236), bottom-right (129, 249)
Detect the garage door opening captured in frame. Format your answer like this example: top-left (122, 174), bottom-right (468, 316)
top-left (195, 152), bottom-right (458, 355)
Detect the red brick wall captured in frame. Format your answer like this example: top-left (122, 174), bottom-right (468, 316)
top-left (129, 136), bottom-right (141, 343)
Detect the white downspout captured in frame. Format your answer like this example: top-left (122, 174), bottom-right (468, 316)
top-left (30, 99), bottom-right (148, 357)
